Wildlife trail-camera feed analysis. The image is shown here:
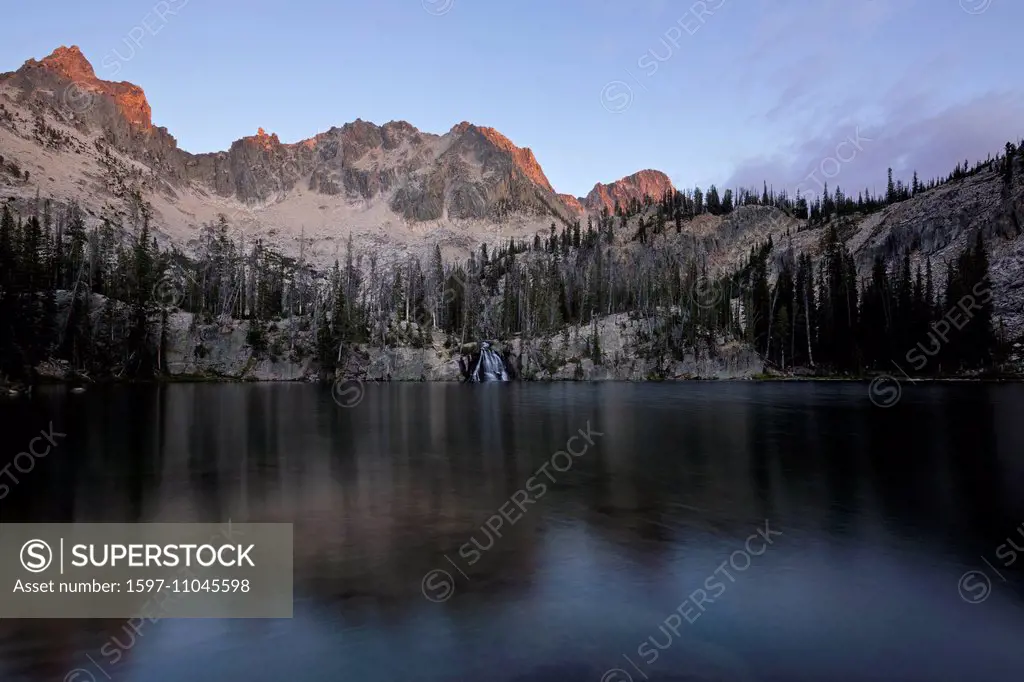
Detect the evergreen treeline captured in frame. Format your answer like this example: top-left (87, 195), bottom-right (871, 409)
top-left (0, 197), bottom-right (169, 378)
top-left (725, 226), bottom-right (998, 374)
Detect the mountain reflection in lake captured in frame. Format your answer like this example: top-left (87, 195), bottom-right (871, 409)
top-left (1, 382), bottom-right (1023, 682)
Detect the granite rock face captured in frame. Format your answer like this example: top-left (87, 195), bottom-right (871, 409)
top-left (506, 313), bottom-right (762, 381)
top-left (329, 313), bottom-right (764, 383)
top-left (160, 312), bottom-right (317, 381)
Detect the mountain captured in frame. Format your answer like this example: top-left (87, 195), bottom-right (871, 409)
top-left (0, 45), bottom-right (631, 265)
top-left (582, 169), bottom-right (676, 214)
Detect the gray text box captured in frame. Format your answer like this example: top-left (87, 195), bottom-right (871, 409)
top-left (0, 523), bottom-right (292, 618)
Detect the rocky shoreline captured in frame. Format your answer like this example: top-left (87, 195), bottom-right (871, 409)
top-left (11, 356), bottom-right (1023, 390)
top-left (3, 292), bottom-right (1020, 390)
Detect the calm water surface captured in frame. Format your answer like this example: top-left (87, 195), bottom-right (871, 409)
top-left (1, 382), bottom-right (1023, 682)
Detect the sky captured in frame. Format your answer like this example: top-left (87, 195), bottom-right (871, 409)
top-left (2, 0), bottom-right (1022, 199)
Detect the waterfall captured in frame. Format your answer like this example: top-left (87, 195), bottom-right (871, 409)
top-left (470, 342), bottom-right (509, 382)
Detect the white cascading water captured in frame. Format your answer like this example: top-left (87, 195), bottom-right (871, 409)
top-left (471, 342), bottom-right (509, 382)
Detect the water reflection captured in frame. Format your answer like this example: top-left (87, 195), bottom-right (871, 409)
top-left (0, 382), bottom-right (1022, 681)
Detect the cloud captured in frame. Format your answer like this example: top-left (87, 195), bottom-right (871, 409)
top-left (738, 0), bottom-right (923, 126)
top-left (762, 59), bottom-right (831, 123)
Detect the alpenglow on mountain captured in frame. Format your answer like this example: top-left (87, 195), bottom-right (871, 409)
top-left (0, 45), bottom-right (677, 264)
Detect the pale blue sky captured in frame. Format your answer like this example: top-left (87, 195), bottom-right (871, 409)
top-left (2, 0), bottom-right (1021, 198)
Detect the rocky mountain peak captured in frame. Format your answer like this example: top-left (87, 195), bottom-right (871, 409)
top-left (248, 127), bottom-right (280, 149)
top-left (449, 121), bottom-right (554, 193)
top-left (35, 45), bottom-right (97, 83)
top-left (380, 120), bottom-right (419, 149)
top-left (583, 168), bottom-right (675, 213)
top-left (6, 45), bottom-right (154, 131)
